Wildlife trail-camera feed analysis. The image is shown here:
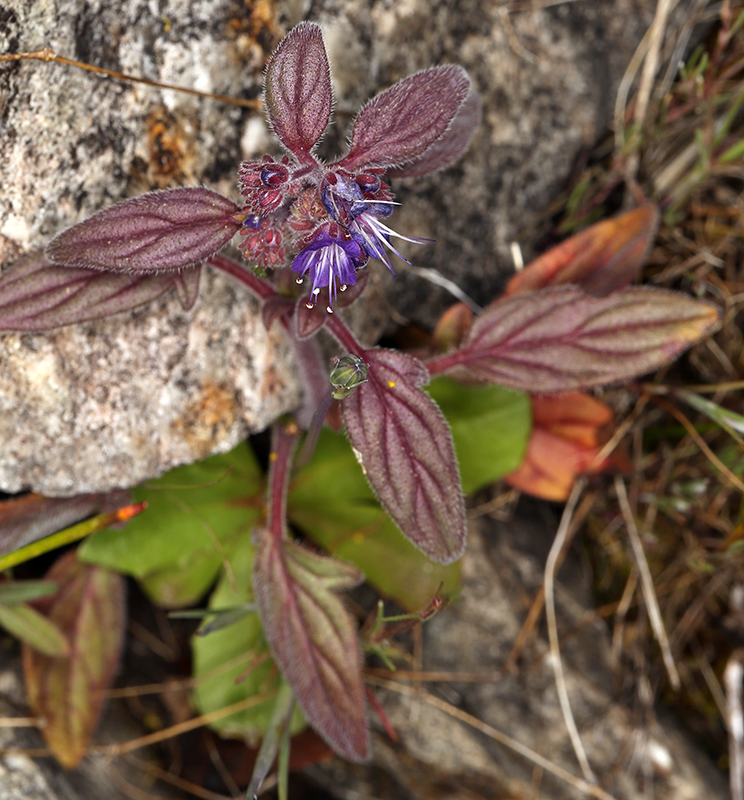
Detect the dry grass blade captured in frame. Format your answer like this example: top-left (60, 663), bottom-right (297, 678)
top-left (544, 479), bottom-right (596, 783)
top-left (366, 675), bottom-right (617, 800)
top-left (725, 653), bottom-right (744, 800)
top-left (615, 477), bottom-right (681, 690)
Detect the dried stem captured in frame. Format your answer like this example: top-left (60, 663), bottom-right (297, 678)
top-left (726, 652), bottom-right (744, 800)
top-left (614, 476), bottom-right (681, 690)
top-left (544, 479), bottom-right (596, 783)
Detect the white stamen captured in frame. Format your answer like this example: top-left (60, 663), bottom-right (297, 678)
top-left (313, 288), bottom-right (320, 295)
top-left (340, 284), bottom-right (347, 292)
top-left (305, 302), bottom-right (314, 310)
top-left (326, 306), bottom-right (334, 314)
top-left (296, 277), bottom-right (304, 285)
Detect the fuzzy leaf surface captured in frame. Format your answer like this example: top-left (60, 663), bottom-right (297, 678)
top-left (253, 532), bottom-right (369, 762)
top-left (288, 428), bottom-right (461, 612)
top-left (389, 89), bottom-right (481, 178)
top-left (23, 551), bottom-right (125, 768)
top-left (448, 286), bottom-right (720, 393)
top-left (340, 349), bottom-right (465, 565)
top-left (0, 251), bottom-right (196, 331)
top-left (264, 22), bottom-right (332, 160)
top-left (47, 188), bottom-right (240, 273)
top-left (80, 444), bottom-right (263, 607)
top-left (337, 66), bottom-right (470, 171)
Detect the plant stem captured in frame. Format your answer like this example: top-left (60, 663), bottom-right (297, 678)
top-left (325, 314), bottom-right (365, 357)
top-left (267, 421), bottom-right (299, 541)
top-left (208, 254), bottom-right (276, 300)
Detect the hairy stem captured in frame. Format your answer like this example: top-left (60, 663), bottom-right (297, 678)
top-left (268, 421), bottom-right (299, 541)
top-left (325, 314), bottom-right (365, 357)
top-left (208, 254), bottom-right (276, 301)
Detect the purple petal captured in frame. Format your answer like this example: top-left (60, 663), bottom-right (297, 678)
top-left (389, 89), bottom-right (482, 179)
top-left (46, 188), bottom-right (241, 274)
top-left (264, 22), bottom-right (333, 162)
top-left (335, 66), bottom-right (471, 171)
top-left (0, 251), bottom-right (185, 331)
top-left (340, 349), bottom-right (466, 564)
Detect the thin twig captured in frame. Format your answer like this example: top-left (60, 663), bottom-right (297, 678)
top-left (544, 479), bottom-right (596, 783)
top-left (614, 477), bottom-right (681, 690)
top-left (725, 652), bottom-right (744, 800)
top-left (366, 675), bottom-right (617, 800)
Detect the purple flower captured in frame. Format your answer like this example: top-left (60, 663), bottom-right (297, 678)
top-left (292, 231), bottom-right (367, 311)
top-left (237, 22), bottom-right (481, 307)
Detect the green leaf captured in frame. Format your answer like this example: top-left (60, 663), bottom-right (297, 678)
top-left (79, 443), bottom-right (264, 608)
top-left (288, 428), bottom-right (460, 611)
top-left (426, 377), bottom-right (531, 494)
top-left (190, 536), bottom-right (305, 742)
top-left (0, 580), bottom-right (59, 606)
top-left (0, 602), bottom-right (69, 657)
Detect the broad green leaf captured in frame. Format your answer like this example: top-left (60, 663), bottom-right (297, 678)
top-left (0, 603), bottom-right (69, 657)
top-left (426, 377), bottom-right (531, 494)
top-left (80, 443), bottom-right (264, 608)
top-left (191, 536), bottom-right (305, 742)
top-left (23, 551), bottom-right (125, 768)
top-left (253, 532), bottom-right (369, 761)
top-left (288, 428), bottom-right (460, 611)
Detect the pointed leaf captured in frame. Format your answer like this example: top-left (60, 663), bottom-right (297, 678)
top-left (337, 66), bottom-right (471, 171)
top-left (340, 349), bottom-right (465, 564)
top-left (504, 205), bottom-right (660, 298)
top-left (47, 188), bottom-right (240, 273)
top-left (253, 532), bottom-right (369, 761)
top-left (388, 89), bottom-right (482, 178)
top-left (0, 490), bottom-right (129, 558)
top-left (23, 551), bottom-right (126, 768)
top-left (0, 251), bottom-right (189, 331)
top-left (447, 286), bottom-right (720, 393)
top-left (264, 22), bottom-right (332, 160)
top-left (0, 603), bottom-right (69, 657)
top-left (0, 581), bottom-right (59, 606)
top-left (173, 265), bottom-right (202, 310)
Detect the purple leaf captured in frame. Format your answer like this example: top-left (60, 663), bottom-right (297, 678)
top-left (340, 349), bottom-right (466, 565)
top-left (173, 266), bottom-right (202, 310)
top-left (46, 188), bottom-right (241, 273)
top-left (336, 66), bottom-right (471, 171)
top-left (253, 531), bottom-right (369, 762)
top-left (389, 89), bottom-right (482, 179)
top-left (261, 294), bottom-right (294, 330)
top-left (0, 251), bottom-right (194, 331)
top-left (295, 299), bottom-right (328, 340)
top-left (0, 490), bottom-right (130, 557)
top-left (445, 286), bottom-right (720, 393)
top-left (264, 22), bottom-right (332, 162)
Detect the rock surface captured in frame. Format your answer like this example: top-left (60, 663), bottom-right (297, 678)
top-left (0, 0), bottom-right (658, 494)
top-left (311, 504), bottom-right (727, 800)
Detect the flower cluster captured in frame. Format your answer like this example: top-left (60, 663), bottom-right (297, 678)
top-left (237, 22), bottom-right (480, 311)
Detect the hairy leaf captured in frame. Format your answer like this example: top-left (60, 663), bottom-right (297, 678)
top-left (47, 188), bottom-right (240, 273)
top-left (504, 205), bottom-right (660, 298)
top-left (264, 22), bottom-right (332, 161)
top-left (80, 444), bottom-right (263, 608)
top-left (0, 251), bottom-right (198, 331)
top-left (253, 532), bottom-right (369, 762)
top-left (0, 602), bottom-right (69, 657)
top-left (0, 489), bottom-right (130, 558)
top-left (191, 537), bottom-right (306, 741)
top-left (447, 286), bottom-right (720, 393)
top-left (23, 551), bottom-right (126, 768)
top-left (173, 266), bottom-right (203, 310)
top-left (337, 66), bottom-right (471, 171)
top-left (389, 89), bottom-right (482, 178)
top-left (340, 349), bottom-right (466, 564)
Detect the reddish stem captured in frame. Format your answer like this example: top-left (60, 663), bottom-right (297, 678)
top-left (208, 253), bottom-right (276, 300)
top-left (425, 351), bottom-right (463, 376)
top-left (325, 314), bottom-right (365, 357)
top-left (267, 421), bottom-right (299, 540)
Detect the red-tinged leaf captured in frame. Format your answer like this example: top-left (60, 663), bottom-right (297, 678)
top-left (295, 300), bottom-right (327, 340)
top-left (261, 294), bottom-right (294, 330)
top-left (0, 490), bottom-right (130, 557)
top-left (173, 266), bottom-right (202, 310)
top-left (388, 89), bottom-right (482, 179)
top-left (336, 66), bottom-right (471, 171)
top-left (445, 286), bottom-right (720, 393)
top-left (0, 603), bottom-right (69, 657)
top-left (264, 22), bottom-right (332, 161)
top-left (431, 302), bottom-right (474, 353)
top-left (531, 391), bottom-right (613, 447)
top-left (253, 532), bottom-right (369, 762)
top-left (503, 205), bottom-right (660, 298)
top-left (46, 188), bottom-right (240, 273)
top-left (0, 251), bottom-right (187, 331)
top-left (23, 551), bottom-right (126, 769)
top-left (340, 349), bottom-right (466, 565)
